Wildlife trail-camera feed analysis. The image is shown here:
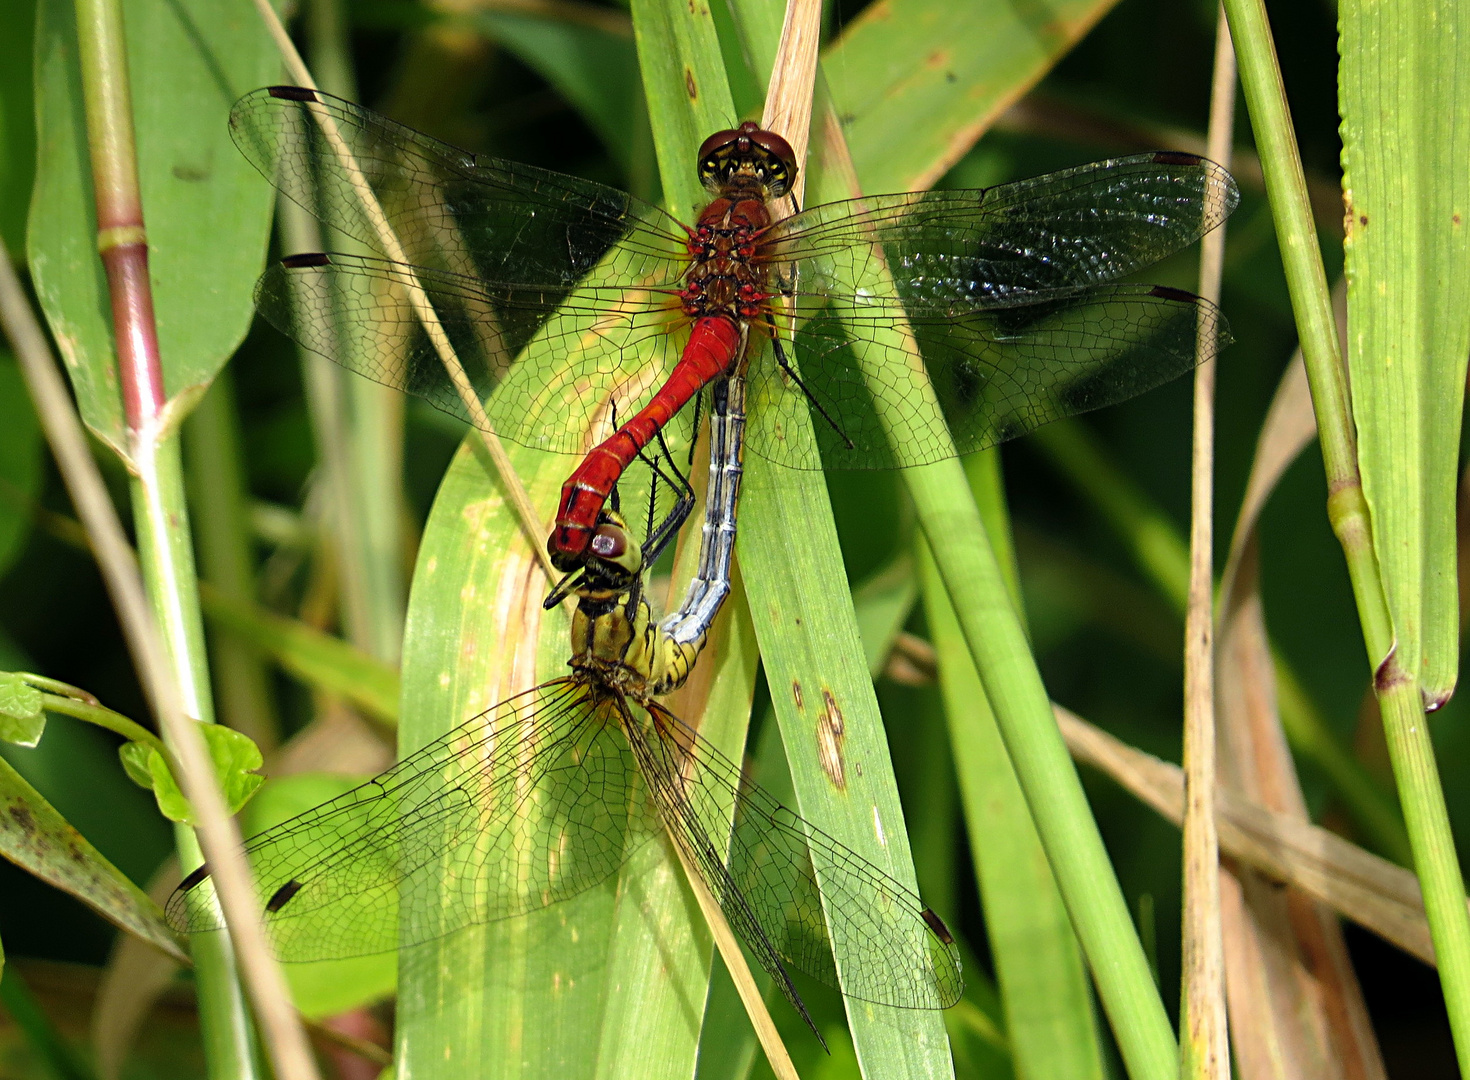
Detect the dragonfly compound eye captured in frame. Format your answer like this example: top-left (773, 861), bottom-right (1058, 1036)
top-left (590, 529), bottom-right (625, 558)
top-left (696, 122), bottom-right (798, 197)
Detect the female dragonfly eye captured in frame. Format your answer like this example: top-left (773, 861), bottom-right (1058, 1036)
top-left (590, 527), bottom-right (626, 558)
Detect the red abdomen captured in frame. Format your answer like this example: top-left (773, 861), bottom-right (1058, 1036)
top-left (548, 316), bottom-right (744, 568)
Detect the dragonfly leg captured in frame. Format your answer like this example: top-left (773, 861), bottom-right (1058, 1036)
top-left (686, 391), bottom-right (703, 473)
top-left (608, 400), bottom-right (623, 514)
top-left (636, 428), bottom-right (695, 569)
top-left (766, 316), bottom-right (855, 451)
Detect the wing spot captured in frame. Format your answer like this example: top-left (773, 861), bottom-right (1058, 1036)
top-left (266, 878), bottom-right (304, 913)
top-left (921, 907), bottom-right (955, 944)
top-left (179, 864), bottom-right (212, 892)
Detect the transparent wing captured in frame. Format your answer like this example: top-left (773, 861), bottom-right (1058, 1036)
top-left (231, 87), bottom-right (689, 289)
top-left (630, 702), bottom-right (963, 1011)
top-left (740, 153), bottom-right (1238, 470)
top-left (750, 284), bottom-right (1227, 470)
top-left (255, 254), bottom-right (695, 456)
top-left (768, 153), bottom-right (1237, 304)
top-left (166, 680), bottom-right (662, 961)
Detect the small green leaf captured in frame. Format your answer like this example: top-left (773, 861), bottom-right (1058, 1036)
top-left (0, 672), bottom-right (46, 748)
top-left (121, 726), bottom-right (263, 824)
top-left (118, 741), bottom-right (155, 790)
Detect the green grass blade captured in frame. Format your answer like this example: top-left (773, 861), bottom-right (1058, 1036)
top-left (197, 586), bottom-right (400, 725)
top-left (0, 0), bottom-right (36, 256)
top-left (820, 11), bottom-right (1177, 1067)
top-left (184, 373), bottom-right (281, 752)
top-left (1336, 0), bottom-right (1470, 1064)
top-left (0, 354), bottom-right (43, 579)
top-left (469, 10), bottom-right (644, 178)
top-left (1031, 418), bottom-right (1411, 864)
top-left (740, 462), bottom-right (956, 1077)
top-left (915, 461), bottom-right (1178, 1080)
top-left (772, 102), bottom-right (1175, 1080)
top-left (1339, 0), bottom-right (1470, 706)
top-left (1225, 0), bottom-right (1470, 1065)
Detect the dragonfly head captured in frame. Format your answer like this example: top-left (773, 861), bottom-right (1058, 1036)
top-left (697, 122), bottom-right (797, 198)
top-left (545, 511), bottom-right (644, 611)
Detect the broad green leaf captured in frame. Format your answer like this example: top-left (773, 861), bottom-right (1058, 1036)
top-left (398, 439), bottom-right (713, 1077)
top-left (1339, 0), bottom-right (1470, 706)
top-left (393, 0), bottom-right (761, 1073)
top-left (0, 672), bottom-right (45, 747)
top-left (27, 0), bottom-right (281, 452)
top-left (0, 753), bottom-right (185, 962)
top-left (120, 725), bottom-right (262, 824)
top-left (0, 354), bottom-right (41, 579)
top-left (823, 0), bottom-right (1123, 193)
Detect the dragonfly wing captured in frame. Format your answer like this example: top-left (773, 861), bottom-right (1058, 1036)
top-left (750, 284), bottom-right (1227, 469)
top-left (255, 254), bottom-right (691, 455)
top-left (230, 87), bottom-right (689, 290)
top-left (768, 153), bottom-right (1237, 300)
top-left (632, 703), bottom-right (963, 1011)
top-left (166, 680), bottom-right (664, 962)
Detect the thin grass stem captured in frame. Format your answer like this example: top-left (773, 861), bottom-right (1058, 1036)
top-left (1179, 11), bottom-right (1234, 1077)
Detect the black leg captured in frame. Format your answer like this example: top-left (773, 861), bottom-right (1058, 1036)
top-left (636, 428), bottom-right (695, 568)
top-left (686, 391), bottom-right (704, 472)
top-left (767, 317), bottom-right (854, 450)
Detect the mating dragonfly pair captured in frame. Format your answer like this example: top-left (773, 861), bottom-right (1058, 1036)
top-left (168, 86), bottom-right (1238, 1027)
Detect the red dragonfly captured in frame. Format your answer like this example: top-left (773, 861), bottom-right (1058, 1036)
top-left (236, 87), bottom-right (1236, 566)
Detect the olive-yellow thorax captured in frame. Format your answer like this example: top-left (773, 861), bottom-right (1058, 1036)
top-left (559, 510), bottom-right (704, 700)
top-left (569, 591), bottom-right (701, 700)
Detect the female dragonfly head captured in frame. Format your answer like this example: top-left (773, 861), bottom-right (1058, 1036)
top-left (697, 122), bottom-right (797, 198)
top-left (543, 511), bottom-right (643, 610)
